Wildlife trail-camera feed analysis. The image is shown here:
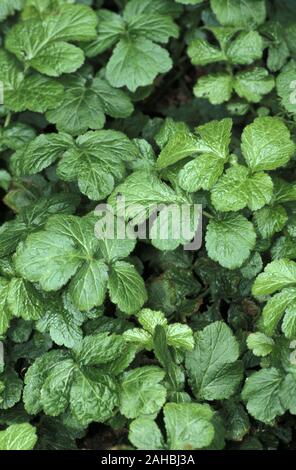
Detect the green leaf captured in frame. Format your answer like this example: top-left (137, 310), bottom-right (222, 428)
top-left (157, 118), bottom-right (232, 170)
top-left (0, 423), bottom-right (37, 450)
top-left (149, 202), bottom-right (199, 251)
top-left (287, 219), bottom-right (296, 238)
top-left (106, 37), bottom-right (172, 92)
top-left (41, 359), bottom-right (75, 416)
top-left (84, 9), bottom-right (125, 56)
top-left (57, 130), bottom-right (137, 201)
top-left (0, 193), bottom-right (79, 258)
top-left (262, 288), bottom-right (296, 335)
top-left (221, 402), bottom-right (250, 442)
top-left (123, 328), bottom-right (152, 349)
top-left (194, 73), bottom-right (233, 105)
top-left (129, 417), bottom-right (164, 450)
top-left (241, 117), bottom-right (295, 172)
top-left (14, 213), bottom-right (144, 314)
top-left (282, 304), bottom-right (296, 339)
top-left (233, 68), bottom-right (275, 103)
top-left (23, 350), bottom-right (68, 415)
top-left (109, 171), bottom-right (187, 223)
top-left (156, 118), bottom-right (188, 148)
top-left (92, 77), bottom-right (134, 119)
top-left (204, 413), bottom-right (225, 450)
top-left (188, 38), bottom-right (226, 66)
top-left (122, 0), bottom-right (182, 18)
top-left (164, 403), bottom-right (215, 450)
top-left (186, 322), bottom-right (243, 400)
top-left (0, 50), bottom-right (64, 113)
top-left (126, 308), bottom-right (194, 352)
top-left (272, 236), bottom-right (296, 262)
top-left (6, 4), bottom-right (97, 76)
top-left (129, 138), bottom-right (156, 172)
top-left (276, 60), bottom-right (296, 115)
top-left (247, 332), bottom-right (274, 357)
top-left (179, 154), bottom-right (225, 192)
top-left (253, 259), bottom-right (296, 296)
top-left (12, 73), bottom-right (65, 113)
top-left (0, 0), bottom-right (23, 22)
top-left (207, 27), bottom-right (238, 50)
top-left (206, 214), bottom-right (256, 269)
top-left (285, 23), bottom-right (296, 57)
top-left (87, 1), bottom-right (178, 91)
top-left (0, 278), bottom-right (12, 335)
top-left (126, 12), bottom-right (179, 44)
top-left (167, 323), bottom-right (194, 351)
top-left (108, 343), bottom-right (139, 376)
top-left (68, 260), bottom-right (108, 311)
top-left (273, 177), bottom-right (296, 204)
top-left (16, 130), bottom-right (137, 202)
top-left (211, 165), bottom-right (249, 212)
top-left (120, 366), bottom-right (166, 419)
top-left (97, 237), bottom-right (136, 264)
top-left (0, 170), bottom-right (11, 191)
top-left (246, 172), bottom-right (274, 211)
top-left (264, 22), bottom-right (289, 72)
top-left (189, 29), bottom-right (263, 68)
top-left (108, 261), bottom-right (147, 315)
top-left (24, 350), bottom-right (119, 425)
top-left (24, 39), bottom-right (83, 76)
top-left (70, 368), bottom-right (118, 425)
top-left (153, 325), bottom-right (187, 393)
top-left (14, 132), bottom-right (73, 176)
top-left (8, 317), bottom-right (33, 344)
top-left (138, 308), bottom-right (168, 333)
top-left (210, 0), bottom-right (266, 27)
top-left (76, 333), bottom-right (126, 366)
top-left (36, 300), bottom-right (83, 349)
top-left (14, 231), bottom-right (81, 291)
top-left (211, 165), bottom-right (273, 212)
top-left (279, 373), bottom-right (296, 416)
top-left (156, 128), bottom-right (200, 170)
top-left (188, 118), bottom-right (232, 161)
top-left (242, 368), bottom-right (287, 423)
top-left (227, 31), bottom-right (263, 65)
top-left (46, 74), bottom-right (134, 135)
top-left (240, 252), bottom-right (263, 280)
top-left (7, 278), bottom-right (45, 321)
top-left (0, 222), bottom-right (27, 260)
top-left (0, 369), bottom-right (22, 410)
top-left (0, 123), bottom-right (36, 151)
top-left (254, 205), bottom-right (288, 239)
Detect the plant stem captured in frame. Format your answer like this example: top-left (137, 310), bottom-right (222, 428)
top-left (203, 210), bottom-right (214, 219)
top-left (4, 112), bottom-right (11, 128)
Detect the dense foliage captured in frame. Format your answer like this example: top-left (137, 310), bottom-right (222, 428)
top-left (0, 0), bottom-right (296, 451)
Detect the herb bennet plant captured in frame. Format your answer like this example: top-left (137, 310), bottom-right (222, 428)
top-left (0, 0), bottom-right (296, 451)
